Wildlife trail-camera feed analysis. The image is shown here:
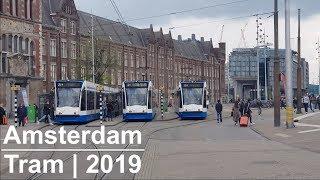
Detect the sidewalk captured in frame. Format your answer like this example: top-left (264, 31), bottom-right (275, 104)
top-left (251, 108), bottom-right (320, 153)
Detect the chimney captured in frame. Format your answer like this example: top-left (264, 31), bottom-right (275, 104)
top-left (210, 38), bottom-right (213, 43)
top-left (201, 37), bottom-right (204, 42)
top-left (191, 34), bottom-right (196, 41)
top-left (178, 35), bottom-right (182, 41)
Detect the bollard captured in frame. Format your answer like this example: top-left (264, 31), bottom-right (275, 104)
top-left (14, 95), bottom-right (18, 127)
top-left (100, 93), bottom-right (103, 124)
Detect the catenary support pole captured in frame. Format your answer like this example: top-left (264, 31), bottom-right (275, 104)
top-left (296, 9), bottom-right (302, 114)
top-left (273, 0), bottom-right (281, 127)
top-left (91, 14), bottom-right (95, 83)
top-left (285, 0), bottom-right (295, 128)
top-left (14, 94), bottom-right (18, 127)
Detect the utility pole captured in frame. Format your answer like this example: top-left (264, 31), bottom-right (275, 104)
top-left (296, 9), bottom-right (302, 114)
top-left (91, 14), bottom-right (95, 83)
top-left (263, 29), bottom-right (268, 101)
top-left (273, 0), bottom-right (281, 127)
top-left (316, 38), bottom-right (320, 95)
top-left (255, 15), bottom-right (261, 100)
top-left (285, 0), bottom-right (294, 128)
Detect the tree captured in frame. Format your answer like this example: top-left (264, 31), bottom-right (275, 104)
top-left (78, 38), bottom-right (119, 85)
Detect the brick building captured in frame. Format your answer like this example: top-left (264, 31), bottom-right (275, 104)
top-left (0, 0), bottom-right (43, 115)
top-left (1, 0), bottom-right (226, 115)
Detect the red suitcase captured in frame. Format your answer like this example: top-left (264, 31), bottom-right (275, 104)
top-left (240, 116), bottom-right (249, 127)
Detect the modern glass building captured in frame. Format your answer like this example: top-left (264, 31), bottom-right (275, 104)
top-left (229, 48), bottom-right (309, 100)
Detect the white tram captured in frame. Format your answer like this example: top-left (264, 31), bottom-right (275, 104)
top-left (54, 80), bottom-right (120, 124)
top-left (174, 81), bottom-right (209, 120)
top-left (122, 81), bottom-right (157, 121)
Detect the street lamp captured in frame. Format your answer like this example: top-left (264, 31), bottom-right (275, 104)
top-left (316, 39), bottom-right (320, 96)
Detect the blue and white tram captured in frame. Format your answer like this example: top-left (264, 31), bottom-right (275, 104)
top-left (54, 80), bottom-right (119, 124)
top-left (174, 81), bottom-right (208, 120)
top-left (122, 81), bottom-right (156, 121)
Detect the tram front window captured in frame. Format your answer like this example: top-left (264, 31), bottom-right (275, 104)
top-left (182, 87), bottom-right (203, 105)
top-left (57, 87), bottom-right (81, 107)
top-left (126, 88), bottom-right (148, 106)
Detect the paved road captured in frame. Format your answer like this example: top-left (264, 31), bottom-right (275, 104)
top-left (1, 106), bottom-right (320, 179)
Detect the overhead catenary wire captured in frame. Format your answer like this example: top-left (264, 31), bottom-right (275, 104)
top-left (78, 0), bottom-right (254, 29)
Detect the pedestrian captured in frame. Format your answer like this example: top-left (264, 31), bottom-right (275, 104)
top-left (257, 99), bottom-right (262, 116)
top-left (280, 97), bottom-right (286, 109)
top-left (107, 100), bottom-right (114, 121)
top-left (303, 94), bottom-right (310, 114)
top-left (244, 100), bottom-right (254, 125)
top-left (232, 99), bottom-right (241, 126)
top-left (239, 99), bottom-right (245, 116)
top-left (38, 101), bottom-right (53, 125)
top-left (17, 103), bottom-right (27, 126)
top-left (0, 103), bottom-right (6, 125)
top-left (215, 100), bottom-right (223, 124)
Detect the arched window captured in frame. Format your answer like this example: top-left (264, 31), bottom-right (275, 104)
top-left (1, 34), bottom-right (6, 51)
top-left (8, 35), bottom-right (13, 52)
top-left (25, 38), bottom-right (29, 54)
top-left (30, 41), bottom-right (34, 55)
top-left (13, 35), bottom-right (18, 53)
top-left (18, 37), bottom-right (23, 53)
top-left (0, 0), bottom-right (3, 13)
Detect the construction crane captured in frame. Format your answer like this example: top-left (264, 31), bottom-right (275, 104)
top-left (238, 23), bottom-right (248, 48)
top-left (219, 25), bottom-right (224, 42)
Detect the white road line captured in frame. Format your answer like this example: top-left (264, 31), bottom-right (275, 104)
top-left (295, 122), bottom-right (320, 128)
top-left (274, 133), bottom-right (291, 138)
top-left (294, 112), bottom-right (320, 121)
top-left (298, 129), bottom-right (320, 134)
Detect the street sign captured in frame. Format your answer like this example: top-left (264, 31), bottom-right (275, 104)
top-left (11, 85), bottom-right (21, 91)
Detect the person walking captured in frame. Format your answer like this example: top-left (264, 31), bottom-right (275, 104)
top-left (310, 95), bottom-right (316, 112)
top-left (0, 103), bottom-right (6, 125)
top-left (17, 103), bottom-right (27, 126)
top-left (239, 99), bottom-right (245, 116)
top-left (215, 100), bottom-right (223, 124)
top-left (303, 94), bottom-right (310, 114)
top-left (232, 99), bottom-right (241, 126)
top-left (244, 100), bottom-right (254, 125)
top-left (257, 99), bottom-right (262, 116)
top-left (38, 102), bottom-right (53, 125)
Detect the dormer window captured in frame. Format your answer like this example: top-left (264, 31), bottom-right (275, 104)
top-left (65, 6), bottom-right (72, 14)
top-left (61, 18), bottom-right (67, 33)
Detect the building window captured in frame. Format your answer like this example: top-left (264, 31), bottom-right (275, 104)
top-left (70, 21), bottom-right (76, 35)
top-left (24, 0), bottom-right (33, 19)
top-left (50, 39), bottom-right (56, 57)
top-left (124, 53), bottom-right (128, 67)
top-left (61, 19), bottom-right (67, 33)
top-left (42, 39), bottom-right (46, 55)
top-left (1, 53), bottom-right (7, 73)
top-left (71, 41), bottom-right (76, 59)
top-left (61, 65), bottom-right (67, 80)
top-left (42, 64), bottom-right (46, 81)
top-left (71, 67), bottom-right (76, 79)
top-left (117, 71), bottom-right (121, 85)
top-left (10, 0), bottom-right (18, 16)
top-left (131, 71), bottom-right (134, 81)
top-left (81, 67), bottom-right (85, 78)
top-left (61, 39), bottom-right (67, 58)
top-left (50, 64), bottom-right (56, 81)
top-left (130, 53), bottom-right (134, 67)
top-left (136, 55), bottom-right (140, 68)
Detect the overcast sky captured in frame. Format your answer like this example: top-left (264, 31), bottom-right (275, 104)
top-left (74, 0), bottom-right (320, 85)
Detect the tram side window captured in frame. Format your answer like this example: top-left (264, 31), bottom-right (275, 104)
top-left (81, 90), bottom-right (86, 111)
top-left (87, 91), bottom-right (95, 110)
top-left (178, 91), bottom-right (182, 108)
top-left (122, 91), bottom-right (126, 109)
top-left (148, 91), bottom-right (152, 109)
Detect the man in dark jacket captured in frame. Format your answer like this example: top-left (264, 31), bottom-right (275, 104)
top-left (17, 103), bottom-right (27, 126)
top-left (239, 99), bottom-right (245, 116)
top-left (215, 100), bottom-right (223, 124)
top-left (107, 101), bottom-right (114, 121)
top-left (38, 102), bottom-right (53, 125)
top-left (244, 100), bottom-right (254, 125)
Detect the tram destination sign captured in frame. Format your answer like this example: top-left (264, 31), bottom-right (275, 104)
top-left (181, 83), bottom-right (203, 88)
top-left (56, 82), bottom-right (83, 88)
top-left (125, 82), bottom-right (148, 88)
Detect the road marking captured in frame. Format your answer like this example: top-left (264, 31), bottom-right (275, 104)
top-left (298, 129), bottom-right (320, 134)
top-left (294, 112), bottom-right (320, 121)
top-left (295, 122), bottom-right (320, 128)
top-left (274, 133), bottom-right (291, 138)
top-left (1, 149), bottom-right (145, 152)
